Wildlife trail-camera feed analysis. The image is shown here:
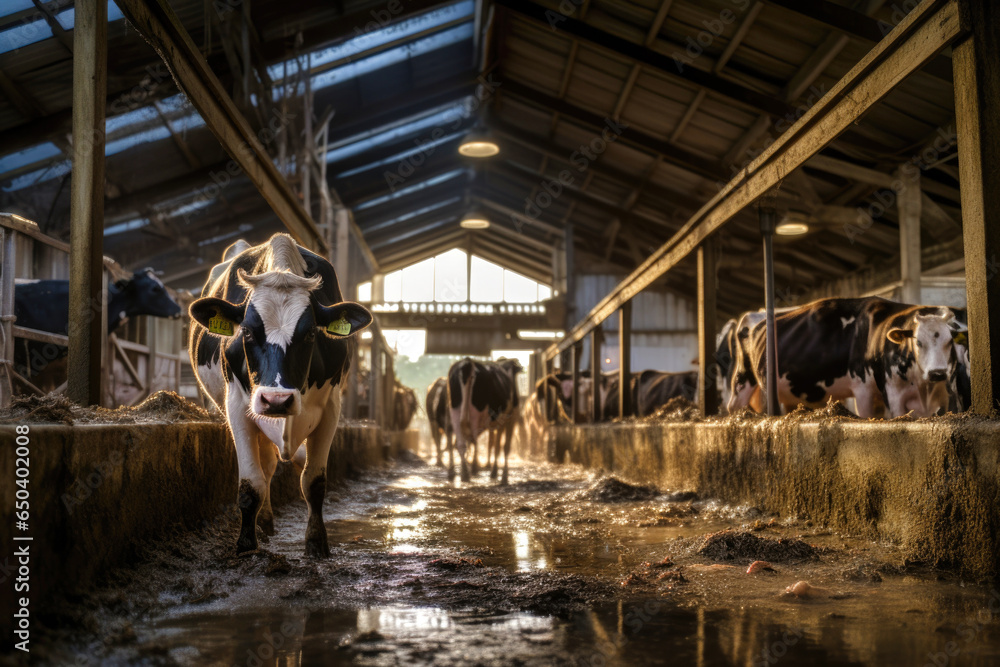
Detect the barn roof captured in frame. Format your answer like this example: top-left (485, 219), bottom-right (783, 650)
top-left (0, 0), bottom-right (962, 315)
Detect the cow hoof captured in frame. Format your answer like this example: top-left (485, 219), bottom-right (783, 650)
top-left (461, 472), bottom-right (471, 483)
top-left (305, 535), bottom-right (330, 559)
top-left (500, 476), bottom-right (509, 486)
top-left (258, 517), bottom-right (275, 537)
top-left (447, 470), bottom-right (456, 481)
top-left (236, 536), bottom-right (258, 554)
top-left (490, 469), bottom-right (498, 480)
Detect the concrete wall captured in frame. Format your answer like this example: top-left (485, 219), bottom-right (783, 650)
top-left (540, 418), bottom-right (1000, 580)
top-left (0, 421), bottom-right (416, 637)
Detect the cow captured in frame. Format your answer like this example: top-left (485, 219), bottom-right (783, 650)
top-left (13, 269), bottom-right (182, 390)
top-left (188, 233), bottom-right (372, 557)
top-left (715, 318), bottom-right (738, 413)
top-left (391, 383), bottom-right (418, 430)
top-left (601, 372), bottom-right (641, 420)
top-left (425, 377), bottom-right (453, 472)
top-left (519, 375), bottom-right (571, 458)
top-left (732, 297), bottom-right (966, 418)
top-left (448, 357), bottom-right (523, 484)
top-left (634, 370), bottom-right (698, 416)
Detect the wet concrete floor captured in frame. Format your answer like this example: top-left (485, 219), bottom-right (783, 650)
top-left (28, 452), bottom-right (1000, 666)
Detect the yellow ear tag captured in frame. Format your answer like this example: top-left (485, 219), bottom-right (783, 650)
top-left (328, 312), bottom-right (351, 336)
top-left (953, 331), bottom-right (968, 347)
top-left (208, 315), bottom-right (234, 336)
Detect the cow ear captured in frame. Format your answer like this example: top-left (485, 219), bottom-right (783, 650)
top-left (886, 328), bottom-right (914, 345)
top-left (190, 297), bottom-right (245, 337)
top-left (315, 301), bottom-right (373, 338)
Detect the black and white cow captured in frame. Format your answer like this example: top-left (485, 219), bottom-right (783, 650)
top-left (448, 357), bottom-right (523, 484)
top-left (731, 297), bottom-right (966, 418)
top-left (715, 318), bottom-right (738, 413)
top-left (426, 377), bottom-right (453, 472)
top-left (634, 369), bottom-right (698, 416)
top-left (188, 234), bottom-right (372, 556)
top-left (13, 269), bottom-right (182, 387)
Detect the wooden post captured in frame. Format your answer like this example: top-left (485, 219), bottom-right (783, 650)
top-left (697, 237), bottom-right (719, 416)
top-left (897, 166), bottom-right (922, 304)
top-left (370, 338), bottom-right (381, 426)
top-left (145, 316), bottom-right (158, 399)
top-left (570, 341), bottom-right (581, 423)
top-left (590, 326), bottom-right (603, 422)
top-left (0, 229), bottom-right (14, 408)
top-left (760, 206), bottom-right (779, 416)
top-left (954, 0), bottom-right (1000, 415)
top-left (564, 223), bottom-right (576, 329)
top-left (618, 300), bottom-right (632, 417)
top-left (67, 0), bottom-right (107, 406)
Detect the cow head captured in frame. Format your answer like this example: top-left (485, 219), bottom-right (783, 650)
top-left (886, 312), bottom-right (958, 383)
top-left (190, 269), bottom-right (373, 417)
top-left (115, 269), bottom-right (183, 320)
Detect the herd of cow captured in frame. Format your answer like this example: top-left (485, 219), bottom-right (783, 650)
top-left (423, 297), bottom-right (970, 491)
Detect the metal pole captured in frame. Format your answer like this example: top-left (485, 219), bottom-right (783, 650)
top-left (570, 342), bottom-right (581, 423)
top-left (760, 206), bottom-right (779, 416)
top-left (67, 0), bottom-right (107, 406)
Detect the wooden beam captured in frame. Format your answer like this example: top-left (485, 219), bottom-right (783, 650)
top-left (618, 300), bottom-right (632, 417)
top-left (116, 0), bottom-right (328, 254)
top-left (545, 0), bottom-right (961, 359)
top-left (501, 80), bottom-right (725, 181)
top-left (67, 0), bottom-right (107, 407)
top-left (714, 1), bottom-right (763, 74)
top-left (496, 0), bottom-right (792, 118)
top-left (954, 0), bottom-right (1000, 414)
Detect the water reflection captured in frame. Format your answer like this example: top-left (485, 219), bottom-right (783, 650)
top-left (512, 530), bottom-right (548, 571)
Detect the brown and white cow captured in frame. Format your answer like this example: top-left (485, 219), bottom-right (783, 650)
top-left (189, 234), bottom-right (372, 556)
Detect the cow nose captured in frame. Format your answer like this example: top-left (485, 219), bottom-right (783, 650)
top-left (260, 392), bottom-right (294, 413)
top-left (927, 369), bottom-right (948, 383)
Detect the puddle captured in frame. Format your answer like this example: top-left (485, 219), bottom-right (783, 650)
top-left (28, 452), bottom-right (1000, 666)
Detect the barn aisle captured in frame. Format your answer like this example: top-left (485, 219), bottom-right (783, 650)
top-left (34, 454), bottom-right (1000, 666)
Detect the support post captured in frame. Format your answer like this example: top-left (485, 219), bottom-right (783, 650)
top-left (145, 316), bottom-right (158, 399)
top-left (697, 237), bottom-right (719, 416)
top-left (590, 326), bottom-right (603, 422)
top-left (760, 206), bottom-right (779, 416)
top-left (954, 0), bottom-right (1000, 415)
top-left (564, 223), bottom-right (576, 329)
top-left (570, 341), bottom-right (581, 423)
top-left (67, 0), bottom-right (107, 406)
top-left (898, 166), bottom-right (922, 304)
top-left (0, 230), bottom-right (14, 408)
top-left (618, 300), bottom-right (632, 418)
top-left (370, 338), bottom-right (381, 425)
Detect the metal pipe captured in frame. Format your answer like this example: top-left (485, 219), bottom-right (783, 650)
top-left (760, 205), bottom-right (779, 416)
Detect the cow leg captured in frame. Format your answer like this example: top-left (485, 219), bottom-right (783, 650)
top-left (434, 430), bottom-right (444, 467)
top-left (501, 421), bottom-right (514, 486)
top-left (447, 431), bottom-right (456, 480)
top-left (470, 435), bottom-right (480, 475)
top-left (228, 386), bottom-right (266, 554)
top-left (489, 428), bottom-right (499, 480)
top-left (301, 395), bottom-right (340, 558)
top-left (256, 434), bottom-right (278, 537)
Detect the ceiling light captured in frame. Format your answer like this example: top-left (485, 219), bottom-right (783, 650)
top-left (458, 128), bottom-right (499, 157)
top-left (460, 210), bottom-right (490, 229)
top-left (775, 211), bottom-right (811, 236)
top-left (775, 221), bottom-right (810, 236)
